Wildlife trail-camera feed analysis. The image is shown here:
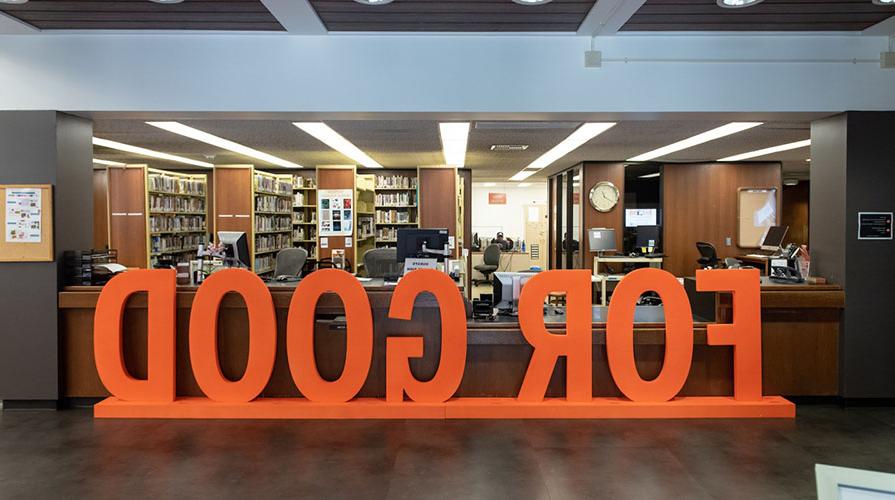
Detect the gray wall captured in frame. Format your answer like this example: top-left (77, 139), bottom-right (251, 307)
top-left (0, 111), bottom-right (93, 402)
top-left (811, 111), bottom-right (895, 399)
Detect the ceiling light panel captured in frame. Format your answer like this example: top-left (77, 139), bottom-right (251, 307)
top-left (147, 122), bottom-right (302, 169)
top-left (293, 122), bottom-right (383, 169)
top-left (627, 122), bottom-right (763, 162)
top-left (507, 122), bottom-right (616, 181)
top-left (92, 159), bottom-right (126, 167)
top-left (717, 139), bottom-right (811, 162)
top-left (439, 123), bottom-right (471, 168)
top-left (93, 137), bottom-right (213, 168)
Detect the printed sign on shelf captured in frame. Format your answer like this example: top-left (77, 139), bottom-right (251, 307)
top-left (319, 189), bottom-right (353, 237)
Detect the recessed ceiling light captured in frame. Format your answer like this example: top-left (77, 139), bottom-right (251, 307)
top-left (512, 0), bottom-right (553, 4)
top-left (93, 159), bottom-right (126, 167)
top-left (439, 123), bottom-right (471, 168)
top-left (872, 0), bottom-right (894, 4)
top-left (490, 145), bottom-right (530, 151)
top-left (639, 172), bottom-right (661, 179)
top-left (518, 183), bottom-right (532, 187)
top-left (717, 0), bottom-right (765, 7)
top-left (483, 182), bottom-right (497, 187)
top-left (0, 0), bottom-right (29, 4)
top-left (627, 122), bottom-right (763, 162)
top-left (149, 0), bottom-right (185, 3)
top-left (806, 159), bottom-right (811, 162)
top-left (294, 122), bottom-right (383, 169)
top-left (509, 122), bottom-right (616, 181)
top-left (147, 122), bottom-right (303, 169)
top-left (93, 138), bottom-right (213, 168)
top-left (783, 179), bottom-right (799, 186)
top-left (353, 0), bottom-right (393, 4)
top-left (717, 139), bottom-right (811, 162)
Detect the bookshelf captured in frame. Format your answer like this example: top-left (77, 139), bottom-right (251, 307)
top-left (355, 173), bottom-right (376, 274)
top-left (108, 165), bottom-right (208, 268)
top-left (291, 172), bottom-right (318, 260)
top-left (253, 170), bottom-right (293, 275)
top-left (374, 170), bottom-right (419, 246)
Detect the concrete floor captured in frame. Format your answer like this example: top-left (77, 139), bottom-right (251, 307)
top-left (1, 405), bottom-right (894, 499)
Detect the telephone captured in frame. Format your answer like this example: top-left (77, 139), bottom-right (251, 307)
top-left (769, 244), bottom-right (804, 283)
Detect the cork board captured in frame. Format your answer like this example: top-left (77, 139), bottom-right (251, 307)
top-left (738, 187), bottom-right (778, 249)
top-left (0, 184), bottom-right (54, 262)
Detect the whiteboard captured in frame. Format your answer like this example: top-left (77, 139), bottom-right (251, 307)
top-left (738, 188), bottom-right (778, 248)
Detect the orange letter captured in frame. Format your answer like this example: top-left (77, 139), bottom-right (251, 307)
top-left (94, 269), bottom-right (175, 402)
top-left (386, 269), bottom-right (467, 403)
top-left (287, 269), bottom-right (373, 403)
top-left (189, 269), bottom-right (276, 403)
top-left (697, 268), bottom-right (762, 401)
top-left (606, 268), bottom-right (693, 402)
top-left (518, 270), bottom-right (592, 402)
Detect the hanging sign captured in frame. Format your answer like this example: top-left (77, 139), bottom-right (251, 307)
top-left (488, 193), bottom-right (507, 205)
top-left (318, 189), bottom-right (353, 237)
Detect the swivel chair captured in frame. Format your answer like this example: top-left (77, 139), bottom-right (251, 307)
top-left (696, 242), bottom-right (720, 269)
top-left (474, 243), bottom-right (501, 285)
top-left (274, 247), bottom-right (308, 279)
top-left (363, 248), bottom-right (404, 279)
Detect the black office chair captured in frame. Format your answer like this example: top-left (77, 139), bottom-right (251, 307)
top-left (363, 248), bottom-right (404, 278)
top-left (696, 242), bottom-right (720, 269)
top-left (274, 247), bottom-right (308, 279)
top-left (474, 243), bottom-right (501, 285)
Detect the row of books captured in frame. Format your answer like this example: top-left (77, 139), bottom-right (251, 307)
top-left (358, 217), bottom-right (375, 239)
top-left (254, 255), bottom-right (276, 274)
top-left (293, 212), bottom-right (316, 224)
top-left (150, 234), bottom-right (205, 255)
top-left (375, 175), bottom-right (417, 190)
top-left (375, 192), bottom-right (416, 207)
top-left (292, 176), bottom-right (317, 189)
top-left (255, 214), bottom-right (292, 232)
top-left (293, 191), bottom-right (315, 206)
top-left (254, 174), bottom-right (291, 196)
top-left (375, 227), bottom-right (400, 241)
top-left (148, 174), bottom-right (206, 196)
top-left (149, 195), bottom-right (205, 214)
top-left (255, 195), bottom-right (291, 213)
top-left (292, 226), bottom-right (317, 241)
top-left (149, 215), bottom-right (205, 233)
top-left (375, 209), bottom-right (415, 224)
top-left (255, 233), bottom-right (291, 253)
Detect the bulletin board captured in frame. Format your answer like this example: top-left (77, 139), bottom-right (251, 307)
top-left (737, 187), bottom-right (777, 248)
top-left (0, 184), bottom-right (54, 262)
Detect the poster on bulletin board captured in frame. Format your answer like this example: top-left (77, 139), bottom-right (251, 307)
top-left (318, 189), bottom-right (353, 237)
top-left (0, 184), bottom-right (53, 262)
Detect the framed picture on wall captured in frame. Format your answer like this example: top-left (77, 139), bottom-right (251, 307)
top-left (738, 188), bottom-right (778, 248)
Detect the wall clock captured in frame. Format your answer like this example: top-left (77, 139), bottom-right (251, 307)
top-left (589, 181), bottom-right (619, 213)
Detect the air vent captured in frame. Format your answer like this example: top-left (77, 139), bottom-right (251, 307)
top-left (490, 144), bottom-right (530, 151)
top-left (474, 121), bottom-right (581, 130)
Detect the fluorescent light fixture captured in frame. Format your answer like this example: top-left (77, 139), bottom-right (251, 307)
top-left (93, 137), bottom-right (213, 168)
top-left (717, 0), bottom-right (765, 7)
top-left (482, 182), bottom-right (497, 187)
top-left (806, 159), bottom-right (811, 162)
top-left (293, 122), bottom-right (382, 169)
top-left (147, 122), bottom-right (302, 169)
top-left (638, 172), bottom-right (661, 179)
top-left (627, 122), bottom-right (763, 162)
top-left (439, 123), bottom-right (470, 168)
top-left (508, 122), bottom-right (616, 182)
top-left (518, 183), bottom-right (532, 187)
top-left (93, 159), bottom-right (126, 167)
top-left (718, 139), bottom-right (811, 162)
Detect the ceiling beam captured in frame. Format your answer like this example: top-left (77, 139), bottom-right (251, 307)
top-left (863, 14), bottom-right (895, 37)
top-left (0, 12), bottom-right (38, 35)
top-left (577, 0), bottom-right (646, 36)
top-left (260, 0), bottom-right (326, 35)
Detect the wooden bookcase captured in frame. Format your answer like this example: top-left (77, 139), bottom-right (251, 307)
top-left (291, 172), bottom-right (318, 260)
top-left (354, 173), bottom-right (376, 274)
top-left (374, 169), bottom-right (419, 247)
top-left (108, 164), bottom-right (208, 268)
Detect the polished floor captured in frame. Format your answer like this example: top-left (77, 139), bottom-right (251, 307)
top-left (1, 405), bottom-right (894, 499)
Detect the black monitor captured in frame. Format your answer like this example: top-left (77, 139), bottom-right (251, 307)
top-left (760, 225), bottom-right (789, 251)
top-left (396, 228), bottom-right (451, 263)
top-left (218, 231), bottom-right (251, 268)
top-left (634, 225), bottom-right (661, 252)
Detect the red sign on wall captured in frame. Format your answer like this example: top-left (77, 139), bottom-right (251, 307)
top-left (91, 268), bottom-right (794, 420)
top-left (488, 192), bottom-right (507, 205)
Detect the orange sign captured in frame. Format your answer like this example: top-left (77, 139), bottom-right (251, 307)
top-left (93, 268), bottom-right (793, 419)
top-left (488, 192), bottom-right (507, 204)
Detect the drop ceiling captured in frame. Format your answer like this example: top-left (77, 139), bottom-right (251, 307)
top-left (92, 117), bottom-right (813, 181)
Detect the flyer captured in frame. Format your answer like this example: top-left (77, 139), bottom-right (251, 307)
top-left (318, 189), bottom-right (354, 237)
top-left (5, 188), bottom-right (42, 243)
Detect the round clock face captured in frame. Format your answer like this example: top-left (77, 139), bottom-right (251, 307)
top-left (589, 181), bottom-right (619, 213)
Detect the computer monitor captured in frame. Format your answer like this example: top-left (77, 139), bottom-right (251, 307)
top-left (625, 208), bottom-right (658, 228)
top-left (588, 228), bottom-right (617, 254)
top-left (634, 225), bottom-right (662, 252)
top-left (396, 228), bottom-right (451, 263)
top-left (493, 271), bottom-right (538, 313)
top-left (760, 225), bottom-right (789, 252)
top-left (217, 231), bottom-right (250, 268)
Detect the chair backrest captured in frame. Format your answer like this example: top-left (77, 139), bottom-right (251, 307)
top-left (695, 242), bottom-right (718, 263)
top-left (274, 247), bottom-right (308, 277)
top-left (483, 243), bottom-right (502, 265)
top-left (363, 248), bottom-right (403, 278)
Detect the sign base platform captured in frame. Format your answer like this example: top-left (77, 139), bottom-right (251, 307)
top-left (95, 396), bottom-right (795, 420)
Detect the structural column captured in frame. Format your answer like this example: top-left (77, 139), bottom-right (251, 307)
top-left (0, 111), bottom-right (93, 406)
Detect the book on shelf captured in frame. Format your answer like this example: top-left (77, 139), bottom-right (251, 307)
top-left (149, 215), bottom-right (205, 233)
top-left (375, 209), bottom-right (415, 224)
top-left (375, 191), bottom-right (417, 207)
top-left (149, 195), bottom-right (205, 213)
top-left (148, 173), bottom-right (206, 196)
top-left (292, 175), bottom-right (317, 190)
top-left (375, 174), bottom-right (418, 190)
top-left (254, 173), bottom-right (292, 196)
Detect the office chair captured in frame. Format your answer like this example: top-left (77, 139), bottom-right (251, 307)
top-left (696, 242), bottom-right (720, 269)
top-left (274, 247), bottom-right (308, 278)
top-left (474, 243), bottom-right (501, 285)
top-left (363, 248), bottom-right (404, 278)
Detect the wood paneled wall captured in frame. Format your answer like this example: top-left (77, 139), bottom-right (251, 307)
top-left (581, 162), bottom-right (626, 256)
top-left (92, 169), bottom-right (108, 250)
top-left (107, 166), bottom-right (148, 268)
top-left (316, 167), bottom-right (356, 262)
top-left (664, 162), bottom-right (781, 276)
top-left (782, 181), bottom-right (809, 247)
top-left (419, 167), bottom-right (459, 258)
top-left (213, 165), bottom-right (253, 240)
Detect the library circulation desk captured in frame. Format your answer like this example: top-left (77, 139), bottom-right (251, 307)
top-left (59, 278), bottom-right (843, 399)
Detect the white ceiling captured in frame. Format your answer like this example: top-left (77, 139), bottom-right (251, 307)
top-left (92, 117), bottom-right (813, 181)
